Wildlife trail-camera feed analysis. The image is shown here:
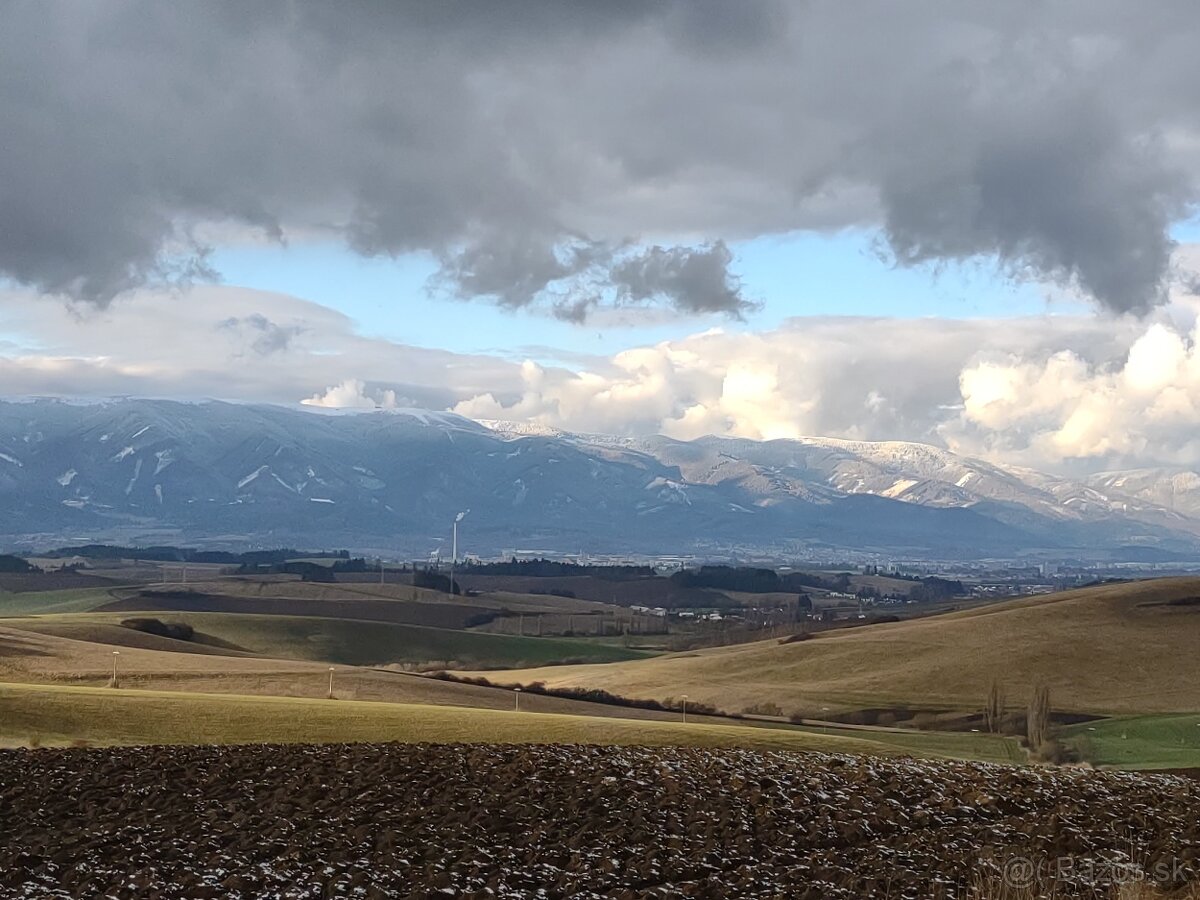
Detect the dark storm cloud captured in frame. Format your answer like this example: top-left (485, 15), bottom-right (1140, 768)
top-left (611, 243), bottom-right (756, 319)
top-left (2, 1), bottom-right (1199, 316)
top-left (431, 235), bottom-right (752, 319)
top-left (432, 235), bottom-right (612, 310)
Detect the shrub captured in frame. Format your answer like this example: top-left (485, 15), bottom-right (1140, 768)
top-left (120, 617), bottom-right (194, 642)
top-left (741, 702), bottom-right (784, 717)
top-left (778, 632), bottom-right (812, 645)
top-left (846, 709), bottom-right (880, 726)
top-left (912, 711), bottom-right (938, 731)
top-left (1031, 738), bottom-right (1078, 765)
top-left (431, 671), bottom-right (727, 716)
top-left (413, 569), bottom-right (459, 594)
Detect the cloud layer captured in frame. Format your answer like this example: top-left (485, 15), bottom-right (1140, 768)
top-left (8, 281), bottom-right (1200, 473)
top-left (4, 2), bottom-right (1200, 315)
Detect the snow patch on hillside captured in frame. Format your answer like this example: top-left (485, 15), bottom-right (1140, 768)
top-left (238, 466), bottom-right (269, 489)
top-left (125, 458), bottom-right (143, 495)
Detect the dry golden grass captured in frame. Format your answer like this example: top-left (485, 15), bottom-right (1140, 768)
top-left (0, 622), bottom-right (758, 723)
top-left (0, 681), bottom-right (897, 754)
top-left (478, 578), bottom-right (1200, 717)
top-left (0, 621), bottom-right (1028, 761)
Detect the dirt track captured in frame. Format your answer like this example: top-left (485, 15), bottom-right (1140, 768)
top-left (1, 743), bottom-right (1198, 898)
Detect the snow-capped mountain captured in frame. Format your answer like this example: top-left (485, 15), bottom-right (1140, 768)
top-left (0, 399), bottom-right (1196, 558)
top-left (1087, 469), bottom-right (1200, 520)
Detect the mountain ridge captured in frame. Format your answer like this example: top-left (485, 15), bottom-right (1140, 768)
top-left (0, 398), bottom-right (1196, 559)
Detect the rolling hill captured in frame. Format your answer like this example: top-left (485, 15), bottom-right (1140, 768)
top-left (0, 619), bottom-right (1022, 761)
top-left (0, 682), bottom-right (893, 755)
top-left (478, 577), bottom-right (1200, 717)
top-left (3, 611), bottom-right (649, 669)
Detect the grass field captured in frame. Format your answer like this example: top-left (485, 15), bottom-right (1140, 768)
top-left (786, 723), bottom-right (1026, 763)
top-left (4, 573), bottom-right (1196, 770)
top-left (3, 611), bottom-right (651, 669)
top-left (0, 681), bottom-right (902, 755)
top-left (480, 577), bottom-right (1200, 718)
top-left (0, 587), bottom-right (122, 616)
top-left (0, 622), bottom-right (810, 723)
top-left (1062, 714), bottom-right (1200, 769)
top-left (0, 621), bottom-right (1025, 762)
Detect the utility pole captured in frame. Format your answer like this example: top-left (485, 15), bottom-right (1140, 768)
top-left (514, 687), bottom-right (522, 712)
top-left (111, 650), bottom-right (120, 688)
top-left (327, 667), bottom-right (335, 700)
top-left (681, 694), bottom-right (688, 724)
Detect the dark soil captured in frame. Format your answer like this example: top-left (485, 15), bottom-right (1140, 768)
top-left (0, 571), bottom-right (118, 593)
top-left (1, 743), bottom-right (1197, 899)
top-left (95, 589), bottom-right (496, 629)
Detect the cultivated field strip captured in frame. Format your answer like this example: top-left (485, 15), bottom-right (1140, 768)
top-left (1, 743), bottom-right (1197, 898)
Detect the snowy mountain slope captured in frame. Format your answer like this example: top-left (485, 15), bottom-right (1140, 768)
top-left (1087, 468), bottom-right (1200, 519)
top-left (577, 432), bottom-right (1199, 540)
top-left (0, 400), bottom-right (1196, 556)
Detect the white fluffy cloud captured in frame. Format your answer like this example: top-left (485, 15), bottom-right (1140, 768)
top-left (947, 320), bottom-right (1200, 466)
top-left (302, 379), bottom-right (408, 411)
top-left (7, 282), bottom-right (1200, 473)
top-left (455, 302), bottom-right (1200, 471)
top-left (459, 321), bottom-right (1088, 442)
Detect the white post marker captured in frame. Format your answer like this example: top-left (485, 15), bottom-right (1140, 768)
top-left (327, 666), bottom-right (335, 700)
top-left (681, 693), bottom-right (688, 724)
top-left (111, 650), bottom-right (120, 688)
top-left (514, 686), bottom-right (522, 712)
top-left (821, 706), bottom-right (831, 735)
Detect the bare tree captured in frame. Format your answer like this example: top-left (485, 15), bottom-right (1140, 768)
top-left (984, 680), bottom-right (1005, 734)
top-left (1027, 683), bottom-right (1051, 749)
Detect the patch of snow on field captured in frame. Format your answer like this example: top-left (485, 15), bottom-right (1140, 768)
top-left (57, 468), bottom-right (77, 486)
top-left (0, 451), bottom-right (22, 466)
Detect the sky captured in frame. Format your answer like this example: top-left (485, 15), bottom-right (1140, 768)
top-left (4, 2), bottom-right (1200, 475)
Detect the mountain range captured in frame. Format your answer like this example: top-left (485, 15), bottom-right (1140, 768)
top-left (1, 398), bottom-right (1199, 561)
